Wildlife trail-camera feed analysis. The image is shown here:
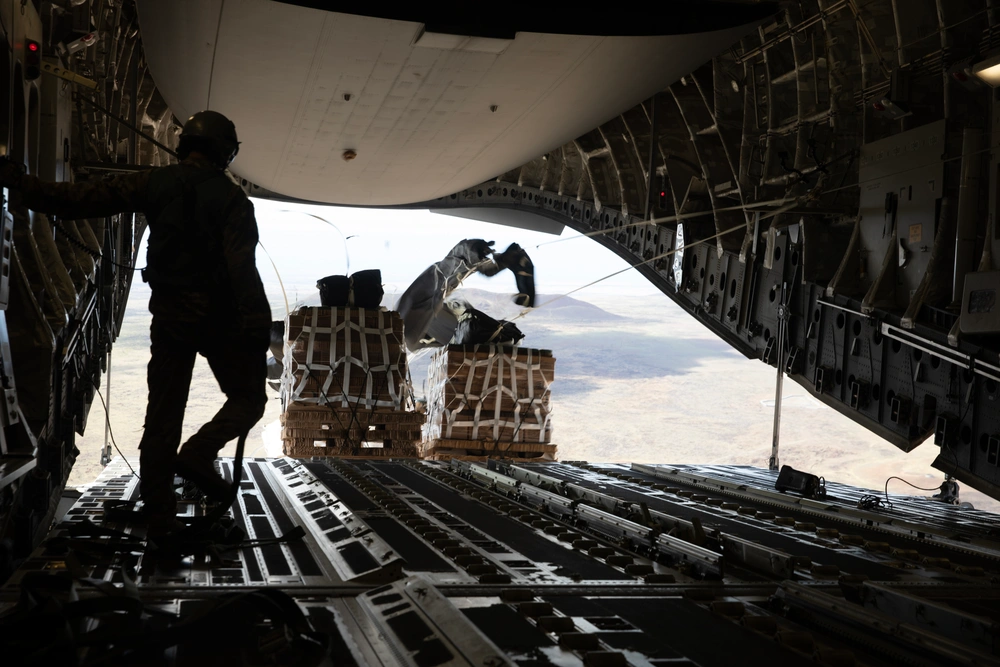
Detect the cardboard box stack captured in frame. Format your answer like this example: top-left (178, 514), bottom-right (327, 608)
top-left (422, 344), bottom-right (556, 460)
top-left (281, 307), bottom-right (422, 458)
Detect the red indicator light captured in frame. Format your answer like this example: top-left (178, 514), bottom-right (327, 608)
top-left (872, 101), bottom-right (886, 111)
top-left (657, 188), bottom-right (668, 210)
top-left (24, 40), bottom-right (40, 80)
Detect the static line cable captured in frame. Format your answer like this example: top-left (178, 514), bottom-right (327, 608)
top-left (509, 186), bottom-right (821, 324)
top-left (534, 197), bottom-right (794, 249)
top-left (534, 151), bottom-right (857, 250)
top-left (820, 146), bottom-right (995, 199)
top-left (510, 219), bottom-right (749, 324)
top-left (75, 93), bottom-right (179, 159)
top-left (257, 239), bottom-right (290, 318)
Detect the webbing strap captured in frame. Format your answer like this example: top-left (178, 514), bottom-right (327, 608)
top-left (286, 307), bottom-right (409, 409)
top-left (428, 344), bottom-right (552, 442)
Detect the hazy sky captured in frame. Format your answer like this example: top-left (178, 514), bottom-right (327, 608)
top-left (105, 198), bottom-right (991, 509)
top-left (249, 198), bottom-right (660, 314)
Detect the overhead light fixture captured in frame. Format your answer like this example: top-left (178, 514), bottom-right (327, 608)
top-left (872, 97), bottom-right (910, 120)
top-left (972, 51), bottom-right (1000, 87)
top-left (871, 69), bottom-right (913, 120)
top-left (947, 57), bottom-right (984, 92)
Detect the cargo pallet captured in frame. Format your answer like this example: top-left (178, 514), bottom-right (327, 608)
top-left (281, 306), bottom-right (420, 458)
top-left (423, 344), bottom-right (557, 460)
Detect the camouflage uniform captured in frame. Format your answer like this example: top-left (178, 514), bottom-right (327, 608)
top-left (9, 156), bottom-right (271, 530)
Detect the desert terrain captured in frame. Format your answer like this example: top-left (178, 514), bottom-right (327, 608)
top-left (69, 282), bottom-right (1000, 513)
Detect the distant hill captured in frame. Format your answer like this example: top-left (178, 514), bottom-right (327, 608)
top-left (283, 286), bottom-right (621, 325)
top-left (381, 287), bottom-right (622, 323)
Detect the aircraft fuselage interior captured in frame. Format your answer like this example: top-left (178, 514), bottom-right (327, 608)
top-left (1, 2), bottom-right (1000, 665)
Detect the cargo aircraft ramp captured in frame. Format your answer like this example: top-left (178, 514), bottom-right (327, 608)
top-left (3, 456), bottom-right (999, 665)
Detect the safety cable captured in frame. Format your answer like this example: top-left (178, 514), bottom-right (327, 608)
top-left (876, 444), bottom-right (961, 511)
top-left (858, 494), bottom-right (891, 511)
top-left (870, 475), bottom-right (939, 513)
top-left (884, 476), bottom-right (943, 494)
top-left (95, 387), bottom-right (139, 479)
top-left (874, 378), bottom-right (969, 510)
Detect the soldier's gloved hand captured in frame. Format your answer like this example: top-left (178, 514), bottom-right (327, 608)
top-left (467, 239), bottom-right (495, 262)
top-left (0, 156), bottom-right (25, 189)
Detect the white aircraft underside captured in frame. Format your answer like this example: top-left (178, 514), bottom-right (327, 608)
top-left (136, 0), bottom-right (767, 205)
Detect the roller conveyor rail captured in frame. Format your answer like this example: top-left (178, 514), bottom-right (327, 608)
top-left (2, 457), bottom-right (998, 666)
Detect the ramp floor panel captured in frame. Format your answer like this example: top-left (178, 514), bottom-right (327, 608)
top-left (2, 457), bottom-right (998, 666)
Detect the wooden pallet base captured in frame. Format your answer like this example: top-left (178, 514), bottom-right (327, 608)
top-left (281, 406), bottom-right (425, 444)
top-left (283, 404), bottom-right (425, 420)
top-left (283, 438), bottom-right (418, 459)
top-left (282, 426), bottom-right (424, 441)
top-left (418, 438), bottom-right (557, 461)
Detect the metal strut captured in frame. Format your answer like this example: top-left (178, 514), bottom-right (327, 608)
top-left (769, 243), bottom-right (801, 471)
top-left (101, 350), bottom-right (112, 467)
top-left (769, 282), bottom-right (789, 471)
top-left (643, 94), bottom-right (659, 221)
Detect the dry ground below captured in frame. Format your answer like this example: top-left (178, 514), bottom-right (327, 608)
top-left (70, 285), bottom-right (1000, 513)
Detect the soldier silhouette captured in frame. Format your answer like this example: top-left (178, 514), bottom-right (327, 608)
top-left (0, 111), bottom-right (271, 540)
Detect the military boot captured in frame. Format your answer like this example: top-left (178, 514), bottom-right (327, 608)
top-left (174, 454), bottom-right (233, 504)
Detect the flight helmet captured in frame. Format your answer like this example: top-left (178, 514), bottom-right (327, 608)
top-left (177, 110), bottom-right (240, 167)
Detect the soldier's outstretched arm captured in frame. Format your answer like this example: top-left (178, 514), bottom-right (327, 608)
top-left (221, 192), bottom-right (272, 333)
top-left (0, 158), bottom-right (149, 219)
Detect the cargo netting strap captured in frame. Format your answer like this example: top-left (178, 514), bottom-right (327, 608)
top-left (285, 308), bottom-right (409, 410)
top-left (428, 345), bottom-right (552, 443)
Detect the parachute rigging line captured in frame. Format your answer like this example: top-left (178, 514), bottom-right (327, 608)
top-left (510, 181), bottom-right (827, 325)
top-left (257, 239), bottom-right (290, 318)
top-left (507, 219), bottom-right (750, 326)
top-left (277, 209), bottom-right (354, 275)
